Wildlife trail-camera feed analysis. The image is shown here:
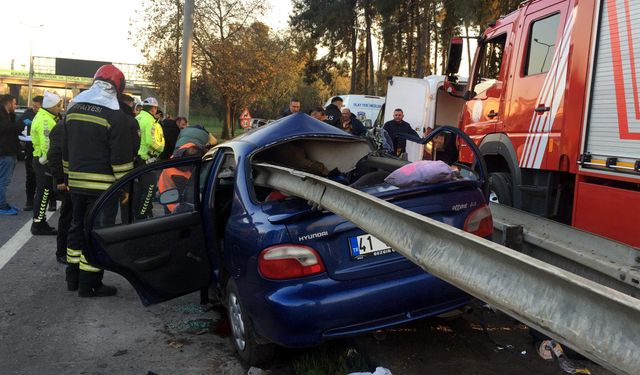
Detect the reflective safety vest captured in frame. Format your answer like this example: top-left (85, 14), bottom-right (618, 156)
top-left (31, 109), bottom-right (59, 158)
top-left (136, 110), bottom-right (164, 160)
top-left (157, 142), bottom-right (203, 213)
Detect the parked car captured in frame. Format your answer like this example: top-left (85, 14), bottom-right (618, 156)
top-left (84, 113), bottom-right (491, 365)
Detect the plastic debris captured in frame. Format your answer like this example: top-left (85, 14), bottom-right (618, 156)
top-left (348, 367), bottom-right (393, 375)
top-left (544, 340), bottom-right (591, 374)
top-left (112, 349), bottom-right (128, 357)
top-left (167, 340), bottom-right (184, 349)
top-left (247, 366), bottom-right (268, 375)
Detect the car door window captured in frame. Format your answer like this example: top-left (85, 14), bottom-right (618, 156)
top-left (93, 161), bottom-right (202, 229)
top-left (473, 34), bottom-right (507, 94)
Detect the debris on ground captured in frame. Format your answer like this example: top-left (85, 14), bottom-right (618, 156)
top-left (542, 340), bottom-right (591, 374)
top-left (348, 366), bottom-right (393, 375)
top-left (167, 339), bottom-right (185, 349)
top-left (247, 366), bottom-right (269, 375)
top-left (112, 349), bottom-right (128, 357)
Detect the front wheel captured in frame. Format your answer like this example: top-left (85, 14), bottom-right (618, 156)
top-left (488, 172), bottom-right (513, 206)
top-left (226, 280), bottom-right (275, 366)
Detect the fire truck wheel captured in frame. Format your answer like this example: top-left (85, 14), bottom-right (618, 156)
top-left (488, 172), bottom-right (513, 206)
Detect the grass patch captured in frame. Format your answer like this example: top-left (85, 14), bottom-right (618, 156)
top-left (291, 343), bottom-right (371, 375)
top-left (188, 115), bottom-right (251, 141)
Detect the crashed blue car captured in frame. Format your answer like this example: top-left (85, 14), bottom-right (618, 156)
top-left (85, 113), bottom-right (491, 365)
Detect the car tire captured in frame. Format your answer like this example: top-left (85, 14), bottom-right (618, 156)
top-left (226, 280), bottom-right (275, 366)
top-left (488, 172), bottom-right (513, 206)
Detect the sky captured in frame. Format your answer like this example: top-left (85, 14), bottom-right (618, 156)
top-left (1, 0), bottom-right (293, 70)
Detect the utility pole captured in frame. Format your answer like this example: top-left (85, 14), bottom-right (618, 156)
top-left (178, 0), bottom-right (194, 118)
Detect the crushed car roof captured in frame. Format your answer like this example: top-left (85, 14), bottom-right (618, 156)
top-left (233, 112), bottom-right (360, 148)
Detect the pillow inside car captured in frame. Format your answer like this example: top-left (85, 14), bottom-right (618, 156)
top-left (385, 160), bottom-right (453, 187)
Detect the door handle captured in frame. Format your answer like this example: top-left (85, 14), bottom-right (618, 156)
top-left (487, 110), bottom-right (498, 119)
top-left (535, 105), bottom-right (550, 113)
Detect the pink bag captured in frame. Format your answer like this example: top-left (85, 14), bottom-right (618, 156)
top-left (384, 160), bottom-right (453, 187)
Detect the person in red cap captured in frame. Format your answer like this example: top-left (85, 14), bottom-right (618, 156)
top-left (62, 64), bottom-right (135, 297)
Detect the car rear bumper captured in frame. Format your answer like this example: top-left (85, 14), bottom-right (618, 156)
top-left (244, 269), bottom-right (471, 347)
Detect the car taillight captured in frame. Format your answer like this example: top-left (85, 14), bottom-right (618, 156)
top-left (464, 205), bottom-right (493, 238)
top-left (258, 245), bottom-right (326, 280)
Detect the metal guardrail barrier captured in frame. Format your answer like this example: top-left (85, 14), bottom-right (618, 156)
top-left (491, 203), bottom-right (640, 299)
top-left (253, 163), bottom-right (640, 375)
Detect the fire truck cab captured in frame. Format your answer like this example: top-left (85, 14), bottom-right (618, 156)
top-left (453, 0), bottom-right (640, 247)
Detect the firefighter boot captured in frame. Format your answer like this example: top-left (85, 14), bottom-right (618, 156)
top-left (78, 271), bottom-right (117, 298)
top-left (78, 283), bottom-right (118, 298)
top-left (65, 264), bottom-right (79, 291)
top-left (31, 221), bottom-right (58, 236)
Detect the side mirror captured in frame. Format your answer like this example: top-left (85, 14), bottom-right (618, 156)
top-left (159, 188), bottom-right (180, 205)
top-left (446, 37), bottom-right (463, 78)
top-left (463, 90), bottom-right (477, 101)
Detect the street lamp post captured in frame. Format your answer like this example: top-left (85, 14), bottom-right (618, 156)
top-left (178, 0), bottom-right (194, 118)
top-left (24, 23), bottom-right (44, 107)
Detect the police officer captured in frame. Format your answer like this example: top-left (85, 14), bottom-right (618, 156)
top-left (30, 91), bottom-right (62, 235)
top-left (63, 65), bottom-right (134, 297)
top-left (324, 96), bottom-right (343, 128)
top-left (134, 97), bottom-right (164, 219)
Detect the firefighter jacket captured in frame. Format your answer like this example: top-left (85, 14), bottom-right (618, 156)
top-left (136, 110), bottom-right (164, 160)
top-left (31, 108), bottom-right (59, 159)
top-left (62, 103), bottom-right (134, 194)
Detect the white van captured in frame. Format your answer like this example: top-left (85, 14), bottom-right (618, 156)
top-left (325, 95), bottom-right (385, 127)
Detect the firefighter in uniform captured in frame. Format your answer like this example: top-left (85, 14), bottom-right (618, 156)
top-left (30, 91), bottom-right (63, 235)
top-left (63, 65), bottom-right (134, 297)
top-left (134, 97), bottom-right (164, 219)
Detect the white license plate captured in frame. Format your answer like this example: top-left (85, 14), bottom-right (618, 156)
top-left (348, 234), bottom-right (394, 259)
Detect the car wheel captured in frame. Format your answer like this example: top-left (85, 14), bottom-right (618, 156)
top-left (226, 280), bottom-right (275, 366)
top-left (488, 172), bottom-right (513, 206)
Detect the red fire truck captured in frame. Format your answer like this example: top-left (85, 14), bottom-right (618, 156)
top-left (451, 0), bottom-right (639, 247)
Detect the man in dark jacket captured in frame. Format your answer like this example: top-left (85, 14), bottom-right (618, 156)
top-left (160, 116), bottom-right (187, 160)
top-left (47, 117), bottom-right (71, 263)
top-left (118, 94), bottom-right (141, 160)
top-left (324, 96), bottom-right (343, 128)
top-left (0, 94), bottom-right (22, 215)
top-left (340, 107), bottom-right (367, 137)
top-left (18, 95), bottom-right (43, 211)
top-left (382, 108), bottom-right (419, 156)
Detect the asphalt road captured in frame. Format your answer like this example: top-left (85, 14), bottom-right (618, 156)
top-left (0, 160), bottom-right (612, 375)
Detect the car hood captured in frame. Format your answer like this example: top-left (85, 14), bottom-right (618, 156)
top-left (234, 112), bottom-right (360, 149)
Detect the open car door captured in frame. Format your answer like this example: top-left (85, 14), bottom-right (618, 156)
top-left (83, 156), bottom-right (212, 306)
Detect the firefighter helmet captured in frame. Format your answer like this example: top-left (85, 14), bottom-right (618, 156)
top-left (93, 65), bottom-right (126, 94)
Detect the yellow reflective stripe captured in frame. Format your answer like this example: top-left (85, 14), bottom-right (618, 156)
top-left (66, 113), bottom-right (110, 128)
top-left (63, 166), bottom-right (69, 173)
top-left (68, 180), bottom-right (112, 190)
top-left (67, 248), bottom-right (82, 256)
top-left (68, 171), bottom-right (115, 182)
top-left (79, 255), bottom-right (101, 272)
top-left (62, 160), bottom-right (69, 167)
top-left (67, 248), bottom-right (81, 264)
top-left (113, 171), bottom-right (128, 179)
top-left (112, 162), bottom-right (134, 172)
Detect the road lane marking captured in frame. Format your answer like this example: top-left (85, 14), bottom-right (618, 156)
top-left (0, 212), bottom-right (55, 271)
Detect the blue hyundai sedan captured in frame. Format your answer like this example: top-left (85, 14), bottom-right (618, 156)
top-left (84, 113), bottom-right (491, 365)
